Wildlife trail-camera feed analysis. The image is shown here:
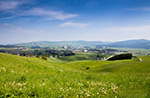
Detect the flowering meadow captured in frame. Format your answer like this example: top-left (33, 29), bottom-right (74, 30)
top-left (0, 53), bottom-right (150, 97)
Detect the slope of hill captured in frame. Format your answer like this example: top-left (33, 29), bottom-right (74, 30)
top-left (0, 53), bottom-right (150, 97)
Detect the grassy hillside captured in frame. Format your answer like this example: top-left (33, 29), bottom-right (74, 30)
top-left (0, 53), bottom-right (150, 97)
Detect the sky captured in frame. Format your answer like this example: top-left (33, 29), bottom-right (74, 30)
top-left (0, 0), bottom-right (150, 44)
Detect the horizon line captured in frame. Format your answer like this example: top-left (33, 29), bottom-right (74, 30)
top-left (0, 38), bottom-right (149, 45)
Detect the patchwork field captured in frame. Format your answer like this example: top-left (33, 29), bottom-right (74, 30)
top-left (0, 53), bottom-right (150, 97)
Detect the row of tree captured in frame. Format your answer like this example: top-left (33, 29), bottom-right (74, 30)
top-left (0, 49), bottom-right (75, 58)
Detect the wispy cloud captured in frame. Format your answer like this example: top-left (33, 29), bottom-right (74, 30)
top-left (86, 0), bottom-right (98, 7)
top-left (1, 6), bottom-right (78, 20)
top-left (0, 0), bottom-right (78, 20)
top-left (125, 7), bottom-right (150, 11)
top-left (20, 8), bottom-right (78, 20)
top-left (0, 1), bottom-right (25, 11)
top-left (59, 22), bottom-right (89, 28)
top-left (3, 23), bottom-right (12, 26)
top-left (10, 26), bottom-right (44, 34)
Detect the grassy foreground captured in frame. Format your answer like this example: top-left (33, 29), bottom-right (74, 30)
top-left (0, 53), bottom-right (150, 98)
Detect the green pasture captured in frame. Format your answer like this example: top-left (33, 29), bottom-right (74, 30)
top-left (0, 53), bottom-right (150, 97)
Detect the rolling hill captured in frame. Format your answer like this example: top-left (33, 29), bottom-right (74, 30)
top-left (0, 53), bottom-right (150, 97)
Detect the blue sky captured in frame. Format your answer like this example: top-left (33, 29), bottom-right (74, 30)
top-left (0, 0), bottom-right (150, 44)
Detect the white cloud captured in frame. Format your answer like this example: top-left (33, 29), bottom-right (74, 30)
top-left (125, 7), bottom-right (150, 11)
top-left (1, 7), bottom-right (78, 20)
top-left (0, 1), bottom-right (78, 20)
top-left (59, 22), bottom-right (89, 28)
top-left (0, 1), bottom-right (25, 11)
top-left (20, 8), bottom-right (78, 20)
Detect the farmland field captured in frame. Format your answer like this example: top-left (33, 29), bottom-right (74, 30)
top-left (0, 52), bottom-right (150, 97)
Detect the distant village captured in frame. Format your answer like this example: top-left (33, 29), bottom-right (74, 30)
top-left (0, 45), bottom-right (149, 60)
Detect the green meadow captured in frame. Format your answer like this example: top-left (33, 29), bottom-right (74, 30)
top-left (0, 53), bottom-right (150, 98)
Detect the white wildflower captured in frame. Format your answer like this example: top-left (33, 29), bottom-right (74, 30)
top-left (87, 93), bottom-right (90, 97)
top-left (42, 83), bottom-right (45, 86)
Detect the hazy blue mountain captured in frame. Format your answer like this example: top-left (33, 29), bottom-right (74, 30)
top-left (102, 39), bottom-right (150, 49)
top-left (15, 39), bottom-right (150, 49)
top-left (16, 41), bottom-right (105, 47)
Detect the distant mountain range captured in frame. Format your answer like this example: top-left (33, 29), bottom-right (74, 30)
top-left (97, 39), bottom-right (150, 49)
top-left (15, 39), bottom-right (150, 49)
top-left (16, 41), bottom-right (105, 47)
